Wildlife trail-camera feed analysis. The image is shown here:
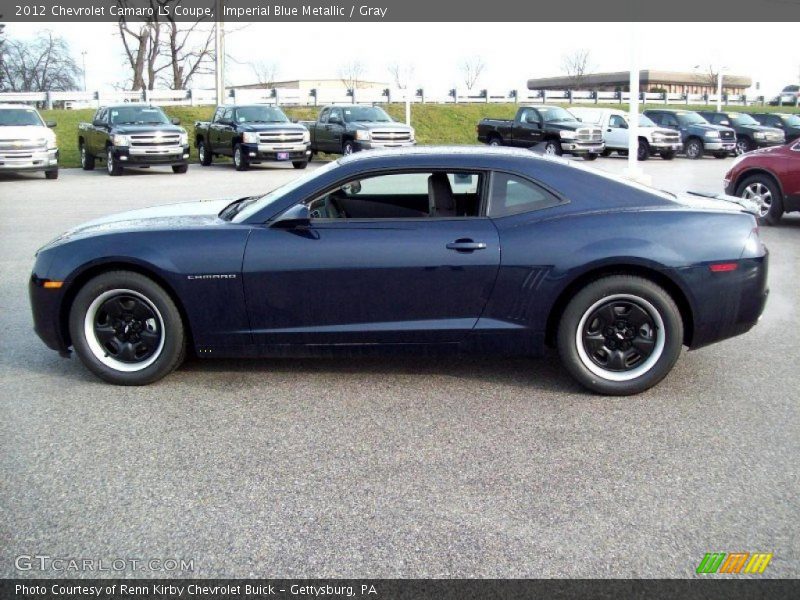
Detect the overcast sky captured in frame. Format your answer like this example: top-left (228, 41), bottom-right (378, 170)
top-left (6, 22), bottom-right (799, 95)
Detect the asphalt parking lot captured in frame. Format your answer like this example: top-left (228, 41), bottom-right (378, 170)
top-left (1, 155), bottom-right (798, 578)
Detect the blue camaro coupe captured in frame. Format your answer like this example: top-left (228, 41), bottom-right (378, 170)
top-left (29, 147), bottom-right (768, 394)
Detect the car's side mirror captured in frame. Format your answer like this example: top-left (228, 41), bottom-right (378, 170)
top-left (93, 120), bottom-right (105, 127)
top-left (171, 117), bottom-right (181, 125)
top-left (720, 120), bottom-right (729, 126)
top-left (272, 204), bottom-right (311, 228)
top-left (329, 116), bottom-right (342, 125)
top-left (46, 120), bottom-right (57, 128)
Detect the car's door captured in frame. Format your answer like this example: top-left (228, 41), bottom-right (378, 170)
top-left (605, 114), bottom-right (629, 149)
top-left (89, 108), bottom-right (106, 154)
top-left (785, 141), bottom-right (800, 200)
top-left (209, 107), bottom-right (224, 151)
top-left (514, 108), bottom-right (544, 147)
top-left (315, 108), bottom-right (330, 151)
top-left (326, 107), bottom-right (345, 151)
top-left (242, 170), bottom-right (501, 346)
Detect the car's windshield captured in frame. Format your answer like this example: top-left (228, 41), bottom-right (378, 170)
top-left (0, 108), bottom-right (44, 126)
top-left (230, 161), bottom-right (341, 222)
top-left (342, 106), bottom-right (393, 123)
top-left (639, 115), bottom-right (657, 127)
top-left (729, 113), bottom-right (759, 126)
top-left (234, 106), bottom-right (289, 123)
top-left (539, 107), bottom-right (578, 123)
top-left (108, 106), bottom-right (169, 125)
top-left (676, 112), bottom-right (707, 126)
top-left (783, 114), bottom-right (800, 126)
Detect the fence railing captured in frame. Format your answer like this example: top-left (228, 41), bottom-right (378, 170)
top-left (2, 87), bottom-right (796, 109)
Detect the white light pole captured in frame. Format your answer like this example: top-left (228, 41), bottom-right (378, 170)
top-left (623, 24), bottom-right (649, 184)
top-left (405, 84), bottom-right (412, 125)
top-left (81, 51), bottom-right (88, 92)
top-left (716, 70), bottom-right (724, 112)
top-left (214, 0), bottom-right (225, 105)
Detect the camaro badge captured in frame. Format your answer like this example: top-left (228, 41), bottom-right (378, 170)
top-left (187, 274), bottom-right (237, 280)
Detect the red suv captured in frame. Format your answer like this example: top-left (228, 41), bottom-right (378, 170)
top-left (725, 140), bottom-right (800, 225)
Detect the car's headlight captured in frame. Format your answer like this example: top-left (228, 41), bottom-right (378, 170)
top-left (46, 133), bottom-right (57, 150)
top-left (355, 130), bottom-right (371, 141)
top-left (559, 130), bottom-right (576, 139)
top-left (302, 129), bottom-right (310, 143)
top-left (242, 132), bottom-right (259, 144)
top-left (705, 130), bottom-right (720, 139)
top-left (179, 131), bottom-right (189, 145)
top-left (111, 134), bottom-right (129, 147)
top-left (753, 131), bottom-right (766, 140)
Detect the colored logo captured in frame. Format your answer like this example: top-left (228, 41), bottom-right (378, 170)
top-left (696, 552), bottom-right (773, 574)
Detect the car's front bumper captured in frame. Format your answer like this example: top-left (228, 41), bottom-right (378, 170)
top-left (649, 141), bottom-right (683, 151)
top-left (355, 140), bottom-right (416, 150)
top-left (112, 145), bottom-right (190, 166)
top-left (243, 142), bottom-right (311, 162)
top-left (29, 273), bottom-right (70, 355)
top-left (703, 140), bottom-right (736, 152)
top-left (561, 141), bottom-right (604, 154)
top-left (753, 138), bottom-right (784, 149)
top-left (0, 148), bottom-right (58, 172)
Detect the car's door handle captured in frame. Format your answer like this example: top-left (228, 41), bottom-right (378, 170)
top-left (446, 240), bottom-right (487, 252)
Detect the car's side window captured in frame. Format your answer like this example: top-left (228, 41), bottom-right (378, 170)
top-left (222, 108), bottom-right (233, 121)
top-left (95, 109), bottom-right (107, 123)
top-left (609, 115), bottom-right (626, 128)
top-left (487, 172), bottom-right (561, 218)
top-left (663, 115), bottom-right (679, 128)
top-left (306, 171), bottom-right (485, 220)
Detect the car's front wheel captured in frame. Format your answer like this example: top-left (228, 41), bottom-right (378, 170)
top-left (292, 161), bottom-right (308, 169)
top-left (233, 143), bottom-right (249, 171)
top-left (736, 174), bottom-right (783, 226)
top-left (68, 271), bottom-right (186, 385)
top-left (106, 147), bottom-right (123, 176)
top-left (684, 138), bottom-right (704, 159)
top-left (557, 275), bottom-right (683, 395)
top-left (543, 140), bottom-right (563, 156)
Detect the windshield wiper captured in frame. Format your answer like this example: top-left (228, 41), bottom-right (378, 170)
top-left (218, 195), bottom-right (258, 221)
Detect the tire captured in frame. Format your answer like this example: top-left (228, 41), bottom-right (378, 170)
top-left (736, 174), bottom-right (784, 226)
top-left (735, 137), bottom-right (754, 156)
top-left (68, 271), bottom-right (186, 385)
top-left (198, 139), bottom-right (212, 166)
top-left (660, 151), bottom-right (676, 160)
top-left (543, 139), bottom-right (563, 156)
top-left (292, 161), bottom-right (308, 169)
top-left (487, 135), bottom-right (502, 147)
top-left (233, 143), bottom-right (249, 171)
top-left (45, 168), bottom-right (59, 180)
top-left (684, 138), bottom-right (704, 160)
top-left (342, 140), bottom-right (356, 155)
top-left (172, 164), bottom-right (188, 174)
top-left (637, 139), bottom-right (650, 161)
top-left (601, 148), bottom-right (612, 157)
top-left (80, 142), bottom-right (95, 170)
top-left (557, 275), bottom-right (683, 396)
top-left (713, 152), bottom-right (728, 159)
top-left (583, 153), bottom-right (598, 161)
top-left (106, 147), bottom-right (123, 176)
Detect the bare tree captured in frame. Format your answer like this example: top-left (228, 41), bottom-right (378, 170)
top-left (696, 64), bottom-right (721, 92)
top-left (338, 60), bottom-right (365, 91)
top-left (387, 61), bottom-right (414, 89)
top-left (115, 0), bottom-right (215, 91)
top-left (249, 59), bottom-right (279, 87)
top-left (0, 24), bottom-right (6, 91)
top-left (0, 30), bottom-right (81, 92)
top-left (561, 49), bottom-right (593, 88)
top-left (460, 56), bottom-right (485, 91)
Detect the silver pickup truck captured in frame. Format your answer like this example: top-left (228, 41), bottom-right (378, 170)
top-left (0, 104), bottom-right (59, 179)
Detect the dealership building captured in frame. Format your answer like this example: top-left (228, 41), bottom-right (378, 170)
top-left (526, 70), bottom-right (753, 95)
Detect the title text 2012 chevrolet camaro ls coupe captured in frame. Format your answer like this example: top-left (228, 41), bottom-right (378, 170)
top-left (29, 148), bottom-right (768, 395)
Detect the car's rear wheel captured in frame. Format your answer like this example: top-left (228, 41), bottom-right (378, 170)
top-left (198, 140), bottom-right (212, 166)
top-left (80, 143), bottom-right (95, 170)
top-left (713, 152), bottom-right (729, 159)
top-left (601, 148), bottom-right (612, 157)
top-left (557, 275), bottom-right (683, 395)
top-left (543, 140), bottom-right (563, 156)
top-left (584, 153), bottom-right (599, 161)
top-left (172, 164), bottom-right (188, 174)
top-left (45, 168), bottom-right (59, 179)
top-left (292, 161), bottom-right (308, 169)
top-left (684, 138), bottom-right (704, 159)
top-left (660, 150), bottom-right (675, 160)
top-left (69, 271), bottom-right (186, 385)
top-left (487, 135), bottom-right (502, 147)
top-left (233, 143), bottom-right (249, 171)
top-left (736, 174), bottom-right (783, 226)
top-left (637, 140), bottom-right (650, 161)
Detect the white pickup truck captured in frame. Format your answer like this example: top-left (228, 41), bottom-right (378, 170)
top-left (569, 107), bottom-right (682, 161)
top-left (0, 104), bottom-right (59, 179)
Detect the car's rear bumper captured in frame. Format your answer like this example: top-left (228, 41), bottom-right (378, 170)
top-left (684, 253), bottom-right (769, 349)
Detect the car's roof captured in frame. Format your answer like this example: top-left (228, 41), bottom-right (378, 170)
top-left (337, 145), bottom-right (547, 165)
top-left (644, 108), bottom-right (697, 113)
top-left (0, 103), bottom-right (39, 110)
top-left (100, 103), bottom-right (161, 109)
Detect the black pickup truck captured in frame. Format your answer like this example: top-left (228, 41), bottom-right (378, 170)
top-left (195, 105), bottom-right (311, 170)
top-left (305, 105), bottom-right (415, 155)
top-left (476, 105), bottom-right (604, 159)
top-left (698, 111), bottom-right (785, 155)
top-left (78, 104), bottom-right (189, 176)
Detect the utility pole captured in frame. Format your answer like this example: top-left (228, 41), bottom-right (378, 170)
top-left (215, 0), bottom-right (225, 105)
top-left (716, 71), bottom-right (724, 112)
top-left (624, 24), bottom-right (647, 184)
top-left (81, 51), bottom-right (88, 92)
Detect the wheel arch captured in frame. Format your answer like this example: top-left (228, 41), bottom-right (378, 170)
top-left (734, 168), bottom-right (785, 198)
top-left (59, 260), bottom-right (193, 352)
top-left (544, 263), bottom-right (694, 348)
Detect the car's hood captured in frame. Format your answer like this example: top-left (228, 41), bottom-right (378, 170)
top-left (0, 125), bottom-right (53, 140)
top-left (688, 123), bottom-right (733, 133)
top-left (43, 199), bottom-right (234, 248)
top-left (548, 121), bottom-right (590, 132)
top-left (236, 123), bottom-right (307, 133)
top-left (350, 122), bottom-right (413, 131)
top-left (111, 124), bottom-right (185, 135)
top-left (736, 124), bottom-right (783, 134)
